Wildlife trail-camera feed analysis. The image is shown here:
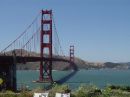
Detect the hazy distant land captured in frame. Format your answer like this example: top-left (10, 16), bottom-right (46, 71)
top-left (8, 49), bottom-right (129, 70)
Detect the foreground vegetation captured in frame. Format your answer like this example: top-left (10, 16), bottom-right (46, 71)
top-left (0, 84), bottom-right (130, 97)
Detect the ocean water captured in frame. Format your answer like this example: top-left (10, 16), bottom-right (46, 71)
top-left (17, 69), bottom-right (130, 90)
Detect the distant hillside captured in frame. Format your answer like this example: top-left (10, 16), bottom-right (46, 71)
top-left (4, 49), bottom-right (130, 70)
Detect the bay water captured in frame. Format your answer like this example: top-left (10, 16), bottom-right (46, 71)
top-left (17, 69), bottom-right (130, 90)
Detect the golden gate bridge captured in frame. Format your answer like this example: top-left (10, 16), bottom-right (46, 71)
top-left (0, 10), bottom-right (75, 91)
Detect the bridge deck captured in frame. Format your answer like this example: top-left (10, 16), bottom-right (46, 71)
top-left (0, 55), bottom-right (70, 64)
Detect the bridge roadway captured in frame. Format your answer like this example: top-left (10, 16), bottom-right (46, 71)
top-left (0, 55), bottom-right (72, 91)
top-left (0, 55), bottom-right (71, 64)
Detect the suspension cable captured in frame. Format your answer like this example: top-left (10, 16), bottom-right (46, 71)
top-left (1, 12), bottom-right (40, 53)
top-left (22, 27), bottom-right (40, 51)
top-left (52, 13), bottom-right (65, 56)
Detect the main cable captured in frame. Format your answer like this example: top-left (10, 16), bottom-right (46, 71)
top-left (0, 12), bottom-right (40, 53)
top-left (52, 13), bottom-right (65, 56)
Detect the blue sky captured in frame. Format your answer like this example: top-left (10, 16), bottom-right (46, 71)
top-left (0, 0), bottom-right (130, 62)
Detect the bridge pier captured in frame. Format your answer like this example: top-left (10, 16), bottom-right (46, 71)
top-left (0, 63), bottom-right (16, 91)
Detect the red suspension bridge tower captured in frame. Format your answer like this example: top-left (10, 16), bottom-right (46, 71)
top-left (39, 10), bottom-right (53, 82)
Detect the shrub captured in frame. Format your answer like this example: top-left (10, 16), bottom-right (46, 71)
top-left (107, 85), bottom-right (130, 92)
top-left (19, 91), bottom-right (33, 97)
top-left (74, 84), bottom-right (101, 97)
top-left (31, 86), bottom-right (44, 93)
top-left (48, 84), bottom-right (70, 97)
